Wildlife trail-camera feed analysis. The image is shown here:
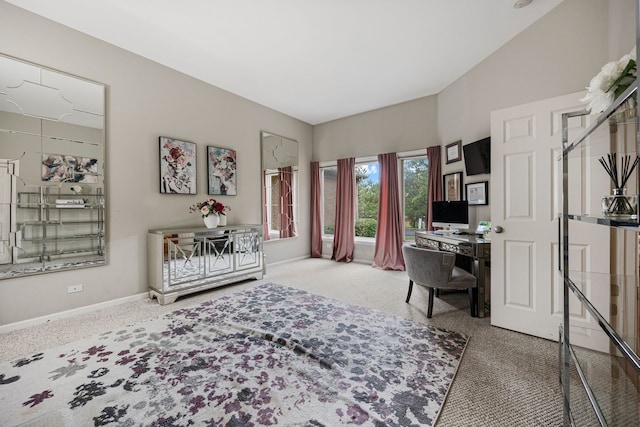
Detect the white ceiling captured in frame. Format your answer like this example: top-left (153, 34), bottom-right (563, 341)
top-left (7, 0), bottom-right (565, 125)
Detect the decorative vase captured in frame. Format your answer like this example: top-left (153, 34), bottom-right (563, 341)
top-left (203, 213), bottom-right (219, 228)
top-left (218, 214), bottom-right (227, 226)
top-left (601, 188), bottom-right (638, 219)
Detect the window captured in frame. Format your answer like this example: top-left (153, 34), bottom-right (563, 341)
top-left (264, 170), bottom-right (298, 237)
top-left (401, 157), bottom-right (428, 240)
top-left (320, 154), bottom-right (427, 241)
top-left (355, 162), bottom-right (379, 238)
top-left (264, 172), bottom-right (279, 235)
top-left (321, 166), bottom-right (337, 235)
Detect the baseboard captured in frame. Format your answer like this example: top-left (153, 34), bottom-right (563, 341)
top-left (266, 255), bottom-right (309, 267)
top-left (319, 254), bottom-right (372, 265)
top-left (0, 292), bottom-right (149, 334)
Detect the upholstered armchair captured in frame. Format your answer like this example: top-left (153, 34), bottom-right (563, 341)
top-left (402, 244), bottom-right (478, 318)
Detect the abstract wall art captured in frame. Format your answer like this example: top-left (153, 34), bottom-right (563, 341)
top-left (207, 146), bottom-right (237, 195)
top-left (42, 154), bottom-right (98, 183)
top-left (159, 136), bottom-right (197, 194)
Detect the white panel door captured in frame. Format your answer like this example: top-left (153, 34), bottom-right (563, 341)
top-left (490, 92), bottom-right (610, 342)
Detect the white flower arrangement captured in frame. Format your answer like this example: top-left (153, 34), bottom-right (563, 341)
top-left (581, 48), bottom-right (636, 114)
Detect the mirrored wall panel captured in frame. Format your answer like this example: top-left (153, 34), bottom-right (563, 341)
top-left (0, 54), bottom-right (106, 279)
top-left (261, 131), bottom-right (298, 240)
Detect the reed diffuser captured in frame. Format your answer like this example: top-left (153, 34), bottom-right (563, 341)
top-left (599, 153), bottom-right (639, 218)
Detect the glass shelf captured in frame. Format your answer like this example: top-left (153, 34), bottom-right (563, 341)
top-left (564, 83), bottom-right (638, 158)
top-left (18, 220), bottom-right (103, 226)
top-left (563, 338), bottom-right (640, 426)
top-left (18, 248), bottom-right (104, 260)
top-left (564, 274), bottom-right (640, 371)
top-left (565, 213), bottom-right (639, 229)
top-left (20, 233), bottom-right (104, 242)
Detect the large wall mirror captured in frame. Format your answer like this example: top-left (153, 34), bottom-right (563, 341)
top-left (0, 54), bottom-right (106, 279)
top-left (261, 131), bottom-right (298, 240)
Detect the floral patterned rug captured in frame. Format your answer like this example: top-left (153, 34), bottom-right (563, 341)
top-left (0, 283), bottom-right (468, 426)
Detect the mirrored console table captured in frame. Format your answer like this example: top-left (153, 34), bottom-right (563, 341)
top-left (148, 225), bottom-right (264, 305)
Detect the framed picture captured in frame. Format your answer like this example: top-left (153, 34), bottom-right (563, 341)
top-left (443, 172), bottom-right (463, 201)
top-left (466, 181), bottom-right (488, 205)
top-left (207, 146), bottom-right (237, 195)
top-left (159, 136), bottom-right (196, 194)
top-left (445, 140), bottom-right (462, 164)
top-left (42, 153), bottom-right (98, 183)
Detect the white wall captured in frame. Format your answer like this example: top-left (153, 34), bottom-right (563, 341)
top-left (314, 0), bottom-right (635, 234)
top-left (438, 0), bottom-right (629, 225)
top-left (0, 2), bottom-right (312, 325)
top-left (313, 96), bottom-right (439, 161)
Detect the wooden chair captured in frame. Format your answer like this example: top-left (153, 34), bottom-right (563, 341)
top-left (402, 244), bottom-right (478, 318)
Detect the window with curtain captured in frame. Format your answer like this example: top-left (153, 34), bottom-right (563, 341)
top-left (355, 161), bottom-right (379, 238)
top-left (319, 153), bottom-right (428, 242)
top-left (401, 156), bottom-right (428, 241)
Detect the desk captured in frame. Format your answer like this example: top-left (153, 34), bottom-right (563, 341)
top-left (415, 231), bottom-right (491, 318)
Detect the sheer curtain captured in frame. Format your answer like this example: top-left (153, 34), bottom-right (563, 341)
top-left (426, 145), bottom-right (442, 231)
top-left (332, 157), bottom-right (355, 262)
top-left (278, 166), bottom-right (296, 238)
top-left (310, 161), bottom-right (322, 257)
top-left (372, 153), bottom-right (405, 270)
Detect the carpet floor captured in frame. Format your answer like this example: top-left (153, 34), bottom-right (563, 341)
top-left (0, 283), bottom-right (468, 426)
top-left (0, 258), bottom-right (564, 426)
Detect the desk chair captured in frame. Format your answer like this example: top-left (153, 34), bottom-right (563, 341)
top-left (402, 244), bottom-right (478, 318)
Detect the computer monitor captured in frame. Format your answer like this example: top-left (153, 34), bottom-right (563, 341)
top-left (431, 200), bottom-right (469, 231)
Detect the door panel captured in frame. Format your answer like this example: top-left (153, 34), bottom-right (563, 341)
top-left (491, 91), bottom-right (610, 343)
top-left (504, 240), bottom-right (534, 308)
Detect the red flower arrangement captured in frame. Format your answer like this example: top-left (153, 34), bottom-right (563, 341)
top-left (189, 198), bottom-right (230, 217)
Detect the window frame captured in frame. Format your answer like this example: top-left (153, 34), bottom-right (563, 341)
top-left (317, 150), bottom-right (427, 242)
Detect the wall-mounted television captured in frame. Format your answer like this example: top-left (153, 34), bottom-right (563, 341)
top-left (463, 137), bottom-right (491, 175)
top-left (431, 200), bottom-right (469, 232)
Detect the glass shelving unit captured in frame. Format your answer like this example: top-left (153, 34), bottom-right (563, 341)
top-left (559, 79), bottom-right (640, 426)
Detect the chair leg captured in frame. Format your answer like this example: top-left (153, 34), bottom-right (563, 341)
top-left (405, 280), bottom-right (414, 303)
top-left (427, 287), bottom-right (435, 318)
top-left (469, 288), bottom-right (478, 317)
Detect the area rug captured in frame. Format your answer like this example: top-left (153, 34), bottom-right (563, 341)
top-left (0, 283), bottom-right (469, 426)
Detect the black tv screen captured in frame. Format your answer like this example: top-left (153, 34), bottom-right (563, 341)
top-left (463, 137), bottom-right (491, 175)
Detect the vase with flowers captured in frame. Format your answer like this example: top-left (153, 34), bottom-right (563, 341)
top-left (581, 48), bottom-right (636, 114)
top-left (189, 198), bottom-right (230, 228)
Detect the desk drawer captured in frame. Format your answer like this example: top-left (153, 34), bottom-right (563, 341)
top-left (440, 242), bottom-right (473, 257)
top-left (416, 236), bottom-right (440, 251)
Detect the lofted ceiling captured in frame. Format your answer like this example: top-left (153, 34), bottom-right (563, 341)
top-left (6, 0), bottom-right (565, 125)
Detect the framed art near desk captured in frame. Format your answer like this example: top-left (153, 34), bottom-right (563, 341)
top-left (466, 181), bottom-right (488, 205)
top-left (443, 172), bottom-right (463, 201)
top-left (445, 140), bottom-right (462, 164)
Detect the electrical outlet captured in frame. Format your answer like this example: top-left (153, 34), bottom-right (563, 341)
top-left (67, 284), bottom-right (83, 294)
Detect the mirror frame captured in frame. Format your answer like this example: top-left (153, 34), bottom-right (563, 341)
top-left (0, 53), bottom-right (106, 279)
top-left (260, 131), bottom-right (299, 241)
